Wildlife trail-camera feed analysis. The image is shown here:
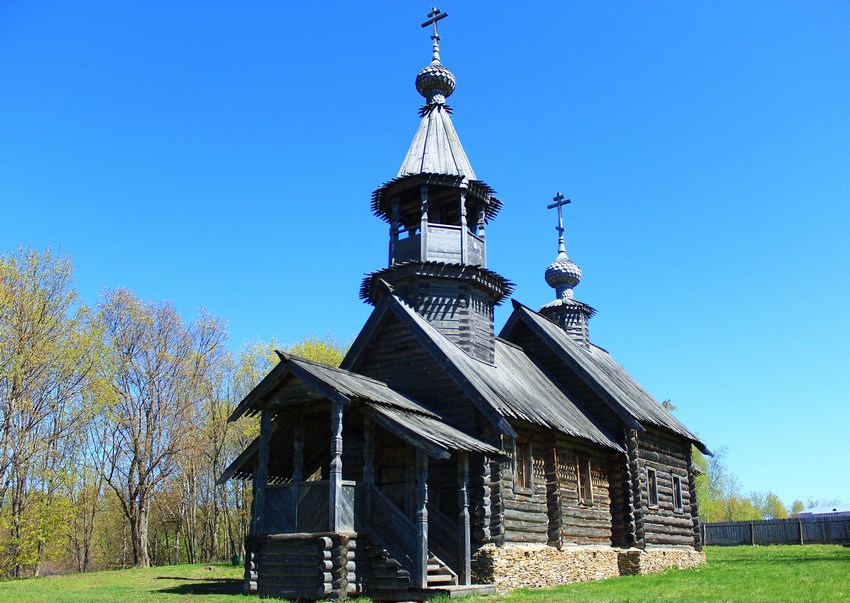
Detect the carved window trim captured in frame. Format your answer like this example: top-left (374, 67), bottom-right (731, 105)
top-left (513, 437), bottom-right (532, 494)
top-left (577, 456), bottom-right (593, 505)
top-left (647, 466), bottom-right (659, 508)
top-left (672, 474), bottom-right (684, 513)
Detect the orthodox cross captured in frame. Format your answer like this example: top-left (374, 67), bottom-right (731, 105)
top-left (547, 192), bottom-right (571, 237)
top-left (421, 7), bottom-right (448, 39)
top-left (421, 7), bottom-right (448, 62)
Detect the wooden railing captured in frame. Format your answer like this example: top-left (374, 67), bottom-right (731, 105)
top-left (262, 481), bottom-right (359, 534)
top-left (369, 485), bottom-right (417, 575)
top-left (393, 224), bottom-right (485, 266)
top-left (427, 502), bottom-right (459, 572)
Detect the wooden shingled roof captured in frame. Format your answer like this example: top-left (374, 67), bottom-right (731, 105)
top-left (345, 294), bottom-right (622, 451)
top-left (397, 105), bottom-right (475, 179)
top-left (503, 301), bottom-right (709, 454)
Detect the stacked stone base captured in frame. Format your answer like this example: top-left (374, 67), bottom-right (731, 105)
top-left (472, 544), bottom-right (706, 591)
top-left (618, 547), bottom-right (706, 576)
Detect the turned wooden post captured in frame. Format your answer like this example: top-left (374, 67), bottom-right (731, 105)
top-left (458, 452), bottom-right (471, 585)
top-left (459, 187), bottom-right (468, 264)
top-left (329, 399), bottom-right (344, 532)
top-left (363, 415), bottom-right (374, 531)
top-left (405, 446), bottom-right (416, 520)
top-left (250, 409), bottom-right (272, 536)
top-left (476, 205), bottom-right (487, 266)
top-left (389, 196), bottom-right (400, 265)
top-left (415, 449), bottom-right (429, 589)
top-left (420, 185), bottom-right (429, 259)
top-left (291, 410), bottom-right (304, 529)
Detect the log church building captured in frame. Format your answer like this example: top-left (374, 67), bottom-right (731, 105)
top-left (219, 9), bottom-right (709, 600)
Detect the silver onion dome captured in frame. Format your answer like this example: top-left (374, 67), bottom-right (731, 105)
top-left (545, 252), bottom-right (582, 300)
top-left (416, 61), bottom-right (455, 105)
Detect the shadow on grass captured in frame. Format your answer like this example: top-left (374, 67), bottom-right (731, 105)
top-left (156, 576), bottom-right (243, 595)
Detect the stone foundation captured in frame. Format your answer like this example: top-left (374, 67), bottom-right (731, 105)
top-left (618, 547), bottom-right (706, 576)
top-left (472, 544), bottom-right (620, 590)
top-left (472, 544), bottom-right (706, 591)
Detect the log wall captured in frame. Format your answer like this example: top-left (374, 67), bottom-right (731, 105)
top-left (352, 314), bottom-right (483, 432)
top-left (553, 437), bottom-right (614, 546)
top-left (489, 430), bottom-right (615, 547)
top-left (633, 427), bottom-right (697, 548)
top-left (244, 532), bottom-right (363, 600)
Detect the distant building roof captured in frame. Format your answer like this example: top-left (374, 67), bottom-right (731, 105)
top-left (795, 503), bottom-right (850, 517)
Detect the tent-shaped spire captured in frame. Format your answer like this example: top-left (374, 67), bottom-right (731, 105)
top-left (398, 105), bottom-right (476, 179)
top-left (397, 9), bottom-right (476, 179)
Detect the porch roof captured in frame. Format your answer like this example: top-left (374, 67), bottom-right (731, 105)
top-left (219, 354), bottom-right (500, 484)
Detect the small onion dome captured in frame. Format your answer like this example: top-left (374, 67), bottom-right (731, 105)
top-left (416, 61), bottom-right (456, 105)
top-left (545, 252), bottom-right (582, 300)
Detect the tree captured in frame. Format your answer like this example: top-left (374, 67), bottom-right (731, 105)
top-left (760, 492), bottom-right (789, 520)
top-left (791, 500), bottom-right (805, 515)
top-left (0, 248), bottom-right (99, 576)
top-left (98, 289), bottom-right (227, 567)
top-left (285, 335), bottom-right (347, 367)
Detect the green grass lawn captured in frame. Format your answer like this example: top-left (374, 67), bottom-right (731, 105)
top-left (496, 545), bottom-right (850, 603)
top-left (0, 546), bottom-right (847, 603)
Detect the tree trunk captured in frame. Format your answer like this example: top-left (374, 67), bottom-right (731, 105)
top-left (130, 503), bottom-right (151, 567)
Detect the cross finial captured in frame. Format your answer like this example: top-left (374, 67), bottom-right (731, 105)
top-left (421, 7), bottom-right (448, 63)
top-left (547, 193), bottom-right (571, 255)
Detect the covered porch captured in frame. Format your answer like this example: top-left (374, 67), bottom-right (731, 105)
top-left (219, 352), bottom-right (500, 599)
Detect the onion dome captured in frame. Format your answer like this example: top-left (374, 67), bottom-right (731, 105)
top-left (545, 251), bottom-right (582, 300)
top-left (416, 61), bottom-right (456, 105)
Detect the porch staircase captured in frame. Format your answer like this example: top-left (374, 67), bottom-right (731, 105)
top-left (364, 541), bottom-right (458, 600)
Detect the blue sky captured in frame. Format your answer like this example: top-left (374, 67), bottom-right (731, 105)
top-left (2, 2), bottom-right (849, 507)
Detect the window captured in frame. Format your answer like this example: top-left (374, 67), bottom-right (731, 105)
top-left (578, 457), bottom-right (593, 504)
top-left (672, 475), bottom-right (684, 512)
top-left (647, 467), bottom-right (659, 508)
top-left (515, 438), bottom-right (531, 489)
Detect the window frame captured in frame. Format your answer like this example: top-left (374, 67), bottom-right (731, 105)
top-left (513, 437), bottom-right (532, 493)
top-left (577, 456), bottom-right (594, 505)
top-left (646, 466), bottom-right (659, 508)
top-left (672, 474), bottom-right (684, 513)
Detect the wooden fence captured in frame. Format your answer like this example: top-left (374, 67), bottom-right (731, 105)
top-left (702, 516), bottom-right (850, 546)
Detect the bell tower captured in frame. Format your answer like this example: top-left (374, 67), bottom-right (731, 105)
top-left (361, 9), bottom-right (512, 364)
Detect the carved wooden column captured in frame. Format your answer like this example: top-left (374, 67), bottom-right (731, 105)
top-left (415, 449), bottom-right (429, 590)
top-left (420, 185), bottom-right (429, 260)
top-left (459, 187), bottom-right (468, 264)
top-left (389, 196), bottom-right (400, 265)
top-left (477, 205), bottom-right (487, 266)
top-left (250, 410), bottom-right (272, 535)
top-left (293, 411), bottom-right (304, 481)
top-left (363, 415), bottom-right (374, 532)
top-left (329, 399), bottom-right (344, 532)
top-left (458, 452), bottom-right (471, 585)
top-left (291, 410), bottom-right (304, 530)
top-left (405, 446), bottom-right (416, 520)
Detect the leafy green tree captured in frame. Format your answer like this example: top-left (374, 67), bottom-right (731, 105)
top-left (760, 492), bottom-right (789, 519)
top-left (284, 335), bottom-right (347, 367)
top-left (791, 500), bottom-right (805, 514)
top-left (0, 248), bottom-right (99, 577)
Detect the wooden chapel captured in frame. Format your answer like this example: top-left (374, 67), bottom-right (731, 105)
top-left (219, 9), bottom-right (710, 600)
